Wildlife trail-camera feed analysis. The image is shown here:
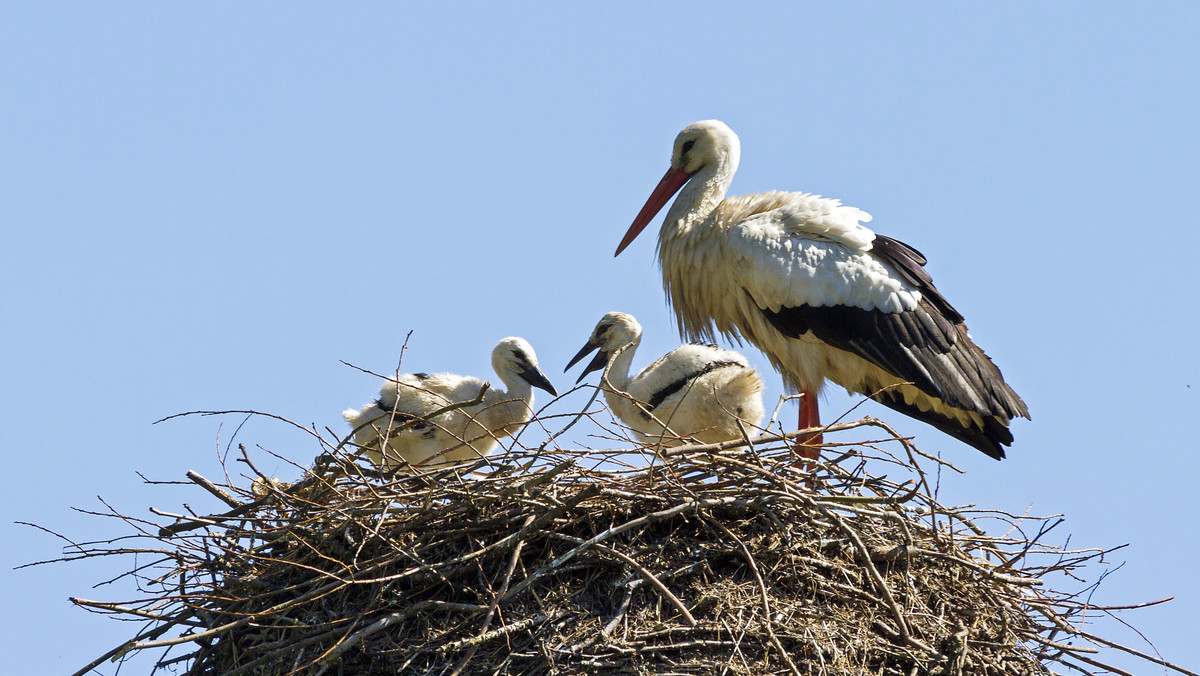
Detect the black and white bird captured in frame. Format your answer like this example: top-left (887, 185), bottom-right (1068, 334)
top-left (565, 311), bottom-right (765, 446)
top-left (343, 337), bottom-right (557, 470)
top-left (615, 120), bottom-right (1028, 460)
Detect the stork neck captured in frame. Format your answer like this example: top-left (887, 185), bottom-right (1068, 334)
top-left (664, 156), bottom-right (737, 236)
top-left (496, 369), bottom-right (534, 403)
top-left (602, 336), bottom-right (640, 392)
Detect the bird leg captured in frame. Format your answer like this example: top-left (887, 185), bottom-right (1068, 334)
top-left (796, 391), bottom-right (822, 479)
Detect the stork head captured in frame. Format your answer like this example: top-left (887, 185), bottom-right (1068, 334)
top-left (615, 120), bottom-right (741, 256)
top-left (672, 119), bottom-right (739, 174)
top-left (493, 337), bottom-right (557, 397)
top-left (564, 312), bottom-right (643, 384)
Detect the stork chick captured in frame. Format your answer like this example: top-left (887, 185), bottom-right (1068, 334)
top-left (566, 311), bottom-right (764, 446)
top-left (343, 337), bottom-right (557, 470)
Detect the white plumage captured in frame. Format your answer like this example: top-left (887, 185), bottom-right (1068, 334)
top-left (615, 120), bottom-right (1028, 460)
top-left (343, 337), bottom-right (557, 470)
top-left (565, 312), bottom-right (765, 446)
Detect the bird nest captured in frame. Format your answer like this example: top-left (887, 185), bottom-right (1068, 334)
top-left (36, 410), bottom-right (1190, 676)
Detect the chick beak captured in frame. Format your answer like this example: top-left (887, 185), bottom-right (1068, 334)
top-left (564, 339), bottom-right (610, 385)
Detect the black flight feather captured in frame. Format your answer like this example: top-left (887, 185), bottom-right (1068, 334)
top-left (756, 234), bottom-right (1029, 459)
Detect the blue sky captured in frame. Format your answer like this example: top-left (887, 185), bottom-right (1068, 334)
top-left (3, 4), bottom-right (1198, 674)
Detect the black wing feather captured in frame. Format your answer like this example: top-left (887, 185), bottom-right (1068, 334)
top-left (872, 235), bottom-right (962, 328)
top-left (872, 388), bottom-right (1011, 460)
top-left (764, 302), bottom-right (948, 400)
top-left (758, 234), bottom-right (1029, 459)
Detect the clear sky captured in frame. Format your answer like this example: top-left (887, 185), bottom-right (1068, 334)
top-left (3, 4), bottom-right (1198, 674)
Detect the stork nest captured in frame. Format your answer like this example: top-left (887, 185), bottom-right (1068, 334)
top-left (36, 411), bottom-right (1189, 676)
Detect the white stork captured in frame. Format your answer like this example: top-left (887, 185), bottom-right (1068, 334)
top-left (615, 120), bottom-right (1029, 461)
top-left (565, 311), bottom-right (765, 446)
top-left (343, 337), bottom-right (557, 470)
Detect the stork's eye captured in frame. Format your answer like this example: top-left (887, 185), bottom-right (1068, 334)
top-left (681, 139), bottom-right (696, 157)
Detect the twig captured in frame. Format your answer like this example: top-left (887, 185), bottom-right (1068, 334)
top-left (499, 496), bottom-right (740, 604)
top-left (185, 470), bottom-right (243, 509)
top-left (447, 514), bottom-right (536, 676)
top-left (708, 519), bottom-right (801, 676)
top-left (313, 602), bottom-right (486, 669)
top-left (556, 535), bottom-right (697, 627)
top-left (438, 612), bottom-right (565, 652)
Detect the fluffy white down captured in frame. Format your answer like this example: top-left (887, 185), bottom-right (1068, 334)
top-left (342, 337), bottom-right (550, 470)
top-left (584, 313), bottom-right (765, 446)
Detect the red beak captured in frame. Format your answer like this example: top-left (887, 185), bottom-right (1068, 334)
top-left (614, 166), bottom-right (693, 257)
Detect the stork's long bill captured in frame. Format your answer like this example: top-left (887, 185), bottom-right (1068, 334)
top-left (615, 166), bottom-right (692, 257)
top-left (564, 337), bottom-right (609, 385)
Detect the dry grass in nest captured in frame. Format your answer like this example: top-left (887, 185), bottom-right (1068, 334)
top-left (30, 400), bottom-right (1196, 676)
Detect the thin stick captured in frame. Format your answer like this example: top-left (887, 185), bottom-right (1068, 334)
top-left (499, 496), bottom-right (740, 604)
top-left (448, 514), bottom-right (536, 676)
top-left (556, 535), bottom-right (696, 627)
top-left (185, 470), bottom-right (243, 509)
top-left (708, 519), bottom-right (800, 676)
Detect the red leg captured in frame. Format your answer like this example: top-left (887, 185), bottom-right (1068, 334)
top-left (796, 390), bottom-right (823, 479)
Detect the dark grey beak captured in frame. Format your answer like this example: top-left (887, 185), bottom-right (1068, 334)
top-left (564, 339), bottom-right (609, 385)
top-left (517, 361), bottom-right (558, 397)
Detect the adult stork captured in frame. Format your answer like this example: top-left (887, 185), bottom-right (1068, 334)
top-left (615, 120), bottom-right (1028, 461)
top-left (343, 337), bottom-right (557, 470)
top-left (565, 311), bottom-right (765, 446)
